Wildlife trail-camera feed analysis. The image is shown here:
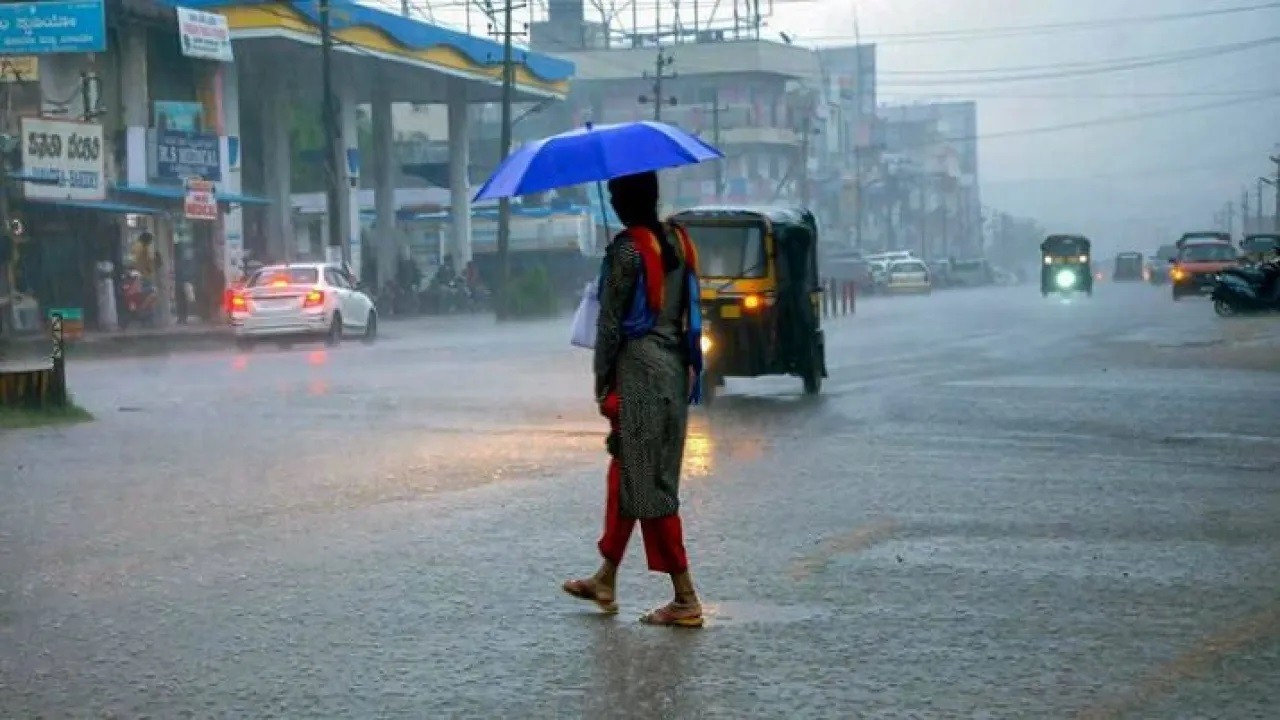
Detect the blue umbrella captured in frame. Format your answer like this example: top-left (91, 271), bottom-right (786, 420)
top-left (472, 121), bottom-right (724, 202)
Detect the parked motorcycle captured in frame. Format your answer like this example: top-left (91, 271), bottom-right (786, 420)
top-left (1211, 259), bottom-right (1280, 317)
top-left (120, 270), bottom-right (158, 327)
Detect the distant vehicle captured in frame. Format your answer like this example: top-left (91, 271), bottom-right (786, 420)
top-left (1040, 234), bottom-right (1092, 297)
top-left (822, 253), bottom-right (875, 294)
top-left (927, 260), bottom-right (953, 288)
top-left (1112, 252), bottom-right (1145, 281)
top-left (1176, 231), bottom-right (1231, 248)
top-left (950, 258), bottom-right (995, 287)
top-left (868, 260), bottom-right (890, 293)
top-left (885, 258), bottom-right (932, 294)
top-left (1169, 239), bottom-right (1238, 301)
top-left (230, 263), bottom-right (378, 348)
top-left (1149, 244), bottom-right (1178, 285)
top-left (1240, 233), bottom-right (1280, 263)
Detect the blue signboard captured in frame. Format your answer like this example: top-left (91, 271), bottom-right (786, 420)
top-left (154, 129), bottom-right (221, 182)
top-left (0, 1), bottom-right (106, 55)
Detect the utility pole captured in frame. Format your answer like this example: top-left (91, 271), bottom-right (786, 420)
top-left (490, 0), bottom-right (525, 318)
top-left (1257, 178), bottom-right (1265, 231)
top-left (639, 48), bottom-right (677, 122)
top-left (1242, 188), bottom-right (1250, 235)
top-left (1271, 154), bottom-right (1280, 232)
top-left (319, 0), bottom-right (347, 268)
top-left (1226, 201), bottom-right (1234, 236)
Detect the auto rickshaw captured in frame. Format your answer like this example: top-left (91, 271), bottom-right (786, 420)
top-left (670, 206), bottom-right (828, 404)
top-left (1040, 234), bottom-right (1093, 297)
top-left (1241, 233), bottom-right (1280, 264)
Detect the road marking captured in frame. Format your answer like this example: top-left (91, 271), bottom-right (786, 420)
top-left (1076, 603), bottom-right (1280, 719)
top-left (789, 517), bottom-right (897, 582)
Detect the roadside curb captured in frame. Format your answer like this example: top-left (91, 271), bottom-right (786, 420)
top-left (2, 329), bottom-right (232, 361)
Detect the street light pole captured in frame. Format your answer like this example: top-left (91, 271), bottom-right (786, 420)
top-left (492, 0), bottom-right (523, 318)
top-left (319, 0), bottom-right (347, 268)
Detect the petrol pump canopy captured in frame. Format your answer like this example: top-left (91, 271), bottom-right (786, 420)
top-left (163, 0), bottom-right (575, 101)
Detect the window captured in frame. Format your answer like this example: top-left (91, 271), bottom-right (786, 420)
top-left (247, 267), bottom-right (318, 287)
top-left (687, 224), bottom-right (767, 278)
top-left (325, 269), bottom-right (350, 288)
top-left (1178, 244), bottom-right (1237, 262)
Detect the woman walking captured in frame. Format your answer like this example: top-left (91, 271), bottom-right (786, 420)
top-left (562, 171), bottom-right (705, 628)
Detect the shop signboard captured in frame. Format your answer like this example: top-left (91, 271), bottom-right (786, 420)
top-left (184, 179), bottom-right (217, 221)
top-left (175, 7), bottom-right (233, 62)
top-left (0, 0), bottom-right (106, 55)
top-left (21, 117), bottom-right (105, 201)
top-left (154, 129), bottom-right (221, 182)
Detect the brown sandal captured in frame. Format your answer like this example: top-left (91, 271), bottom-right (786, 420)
top-left (562, 578), bottom-right (619, 614)
top-left (639, 601), bottom-right (704, 628)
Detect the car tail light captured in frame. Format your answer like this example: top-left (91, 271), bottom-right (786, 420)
top-left (303, 289), bottom-right (325, 308)
top-left (230, 292), bottom-right (247, 310)
top-left (1171, 267), bottom-right (1186, 281)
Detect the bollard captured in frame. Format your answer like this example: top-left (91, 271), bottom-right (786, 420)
top-left (849, 281), bottom-right (857, 315)
top-left (840, 282), bottom-right (849, 315)
top-left (49, 312), bottom-right (68, 407)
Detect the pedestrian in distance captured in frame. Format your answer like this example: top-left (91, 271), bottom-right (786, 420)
top-left (562, 171), bottom-right (707, 628)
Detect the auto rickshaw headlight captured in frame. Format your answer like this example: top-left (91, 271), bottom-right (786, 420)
top-left (1055, 269), bottom-right (1077, 289)
top-left (1043, 256), bottom-right (1053, 265)
top-left (700, 333), bottom-right (712, 354)
top-left (743, 294), bottom-right (762, 311)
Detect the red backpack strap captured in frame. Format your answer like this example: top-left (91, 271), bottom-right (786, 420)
top-left (669, 223), bottom-right (699, 276)
top-left (625, 226), bottom-right (666, 312)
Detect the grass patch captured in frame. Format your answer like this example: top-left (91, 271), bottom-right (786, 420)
top-left (0, 400), bottom-right (94, 429)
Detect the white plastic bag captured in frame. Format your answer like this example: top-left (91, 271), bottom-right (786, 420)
top-left (570, 279), bottom-right (600, 349)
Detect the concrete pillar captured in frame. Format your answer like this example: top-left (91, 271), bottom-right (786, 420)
top-left (447, 82), bottom-right (472, 266)
top-left (371, 83), bottom-right (396, 288)
top-left (259, 71), bottom-right (293, 264)
top-left (217, 65), bottom-right (245, 284)
top-left (336, 83), bottom-right (362, 277)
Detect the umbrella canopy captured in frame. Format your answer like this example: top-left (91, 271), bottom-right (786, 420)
top-left (472, 121), bottom-right (724, 202)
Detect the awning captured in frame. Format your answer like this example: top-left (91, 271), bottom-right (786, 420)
top-left (116, 184), bottom-right (272, 205)
top-left (26, 198), bottom-right (164, 215)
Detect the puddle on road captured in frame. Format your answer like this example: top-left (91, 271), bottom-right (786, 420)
top-left (700, 601), bottom-right (831, 627)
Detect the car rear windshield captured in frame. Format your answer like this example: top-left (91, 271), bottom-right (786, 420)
top-left (247, 267), bottom-right (319, 287)
top-left (891, 261), bottom-right (927, 273)
top-left (1178, 244), bottom-right (1237, 262)
top-left (1242, 236), bottom-right (1279, 253)
top-left (685, 224), bottom-right (766, 278)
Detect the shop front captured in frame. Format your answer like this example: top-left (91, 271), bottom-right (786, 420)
top-left (115, 117), bottom-right (267, 325)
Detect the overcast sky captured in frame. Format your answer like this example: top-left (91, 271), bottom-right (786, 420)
top-left (412, 0), bottom-right (1280, 253)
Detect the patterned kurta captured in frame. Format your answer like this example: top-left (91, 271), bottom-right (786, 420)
top-left (594, 230), bottom-right (691, 520)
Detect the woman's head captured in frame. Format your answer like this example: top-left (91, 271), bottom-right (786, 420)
top-left (607, 171), bottom-right (660, 228)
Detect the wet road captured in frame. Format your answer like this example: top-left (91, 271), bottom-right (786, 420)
top-left (3, 283), bottom-right (1279, 718)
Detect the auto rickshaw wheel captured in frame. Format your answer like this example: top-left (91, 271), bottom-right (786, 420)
top-left (803, 368), bottom-right (822, 395)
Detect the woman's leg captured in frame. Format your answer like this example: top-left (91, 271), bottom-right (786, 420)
top-left (638, 514), bottom-right (703, 627)
top-left (563, 432), bottom-right (633, 613)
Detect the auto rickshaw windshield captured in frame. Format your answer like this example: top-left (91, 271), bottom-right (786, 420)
top-left (687, 224), bottom-right (768, 278)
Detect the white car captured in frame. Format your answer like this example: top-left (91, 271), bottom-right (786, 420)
top-left (885, 259), bottom-right (932, 294)
top-left (230, 263), bottom-right (377, 347)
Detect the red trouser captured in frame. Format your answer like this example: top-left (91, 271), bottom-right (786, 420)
top-left (597, 393), bottom-right (689, 574)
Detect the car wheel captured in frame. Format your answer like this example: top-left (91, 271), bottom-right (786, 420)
top-left (362, 311), bottom-right (378, 344)
top-left (1171, 291), bottom-right (1181, 302)
top-left (1213, 299), bottom-right (1236, 317)
top-left (326, 312), bottom-right (343, 346)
